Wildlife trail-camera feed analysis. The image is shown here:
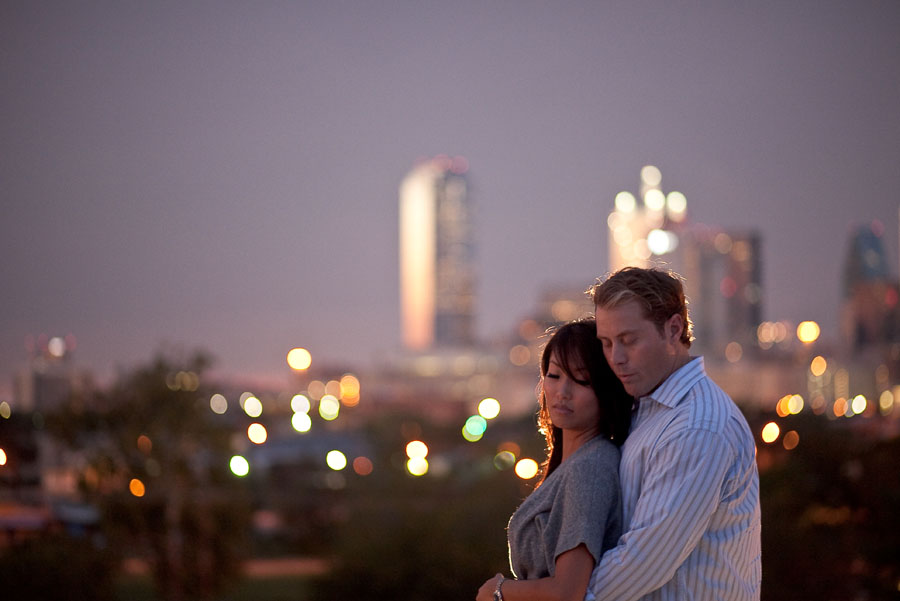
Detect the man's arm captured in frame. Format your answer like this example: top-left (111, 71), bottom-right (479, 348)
top-left (585, 429), bottom-right (734, 601)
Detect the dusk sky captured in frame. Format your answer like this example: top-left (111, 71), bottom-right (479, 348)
top-left (2, 1), bottom-right (899, 392)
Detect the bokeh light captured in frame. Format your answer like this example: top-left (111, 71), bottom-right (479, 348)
top-left (725, 342), bottom-right (743, 363)
top-left (405, 440), bottom-right (428, 459)
top-left (286, 347), bottom-right (312, 370)
top-left (137, 434), bottom-right (152, 454)
top-left (230, 455), bottom-right (250, 477)
top-left (0, 448), bottom-right (7, 466)
top-left (640, 165), bottom-right (662, 187)
top-left (243, 396), bottom-right (263, 418)
top-left (614, 191), bottom-right (636, 213)
top-left (325, 380), bottom-right (342, 398)
top-left (291, 412), bottom-right (312, 433)
top-left (783, 430), bottom-right (800, 450)
top-left (509, 345), bottom-right (530, 366)
top-left (407, 457), bottom-right (429, 476)
top-left (851, 394), bottom-right (867, 415)
top-left (307, 380), bottom-right (325, 401)
top-left (644, 189), bottom-right (666, 211)
top-left (129, 478), bottom-right (146, 498)
top-left (353, 456), bottom-right (374, 476)
top-left (0, 401), bottom-right (10, 419)
top-left (319, 395), bottom-right (340, 420)
top-left (515, 458), bottom-right (540, 480)
top-left (761, 422), bottom-right (780, 443)
top-left (796, 321), bottom-right (820, 343)
top-left (810, 356), bottom-right (827, 377)
top-left (493, 450), bottom-right (516, 470)
top-left (247, 423), bottom-right (268, 444)
top-left (478, 398), bottom-right (501, 419)
top-left (879, 390), bottom-right (894, 414)
top-left (340, 374), bottom-right (361, 406)
top-left (787, 394), bottom-right (804, 415)
top-left (464, 415), bottom-right (487, 437)
top-left (326, 450), bottom-right (347, 471)
top-left (210, 393), bottom-right (228, 414)
top-left (291, 394), bottom-right (310, 414)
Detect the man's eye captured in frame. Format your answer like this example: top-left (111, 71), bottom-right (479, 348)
top-left (545, 372), bottom-right (560, 379)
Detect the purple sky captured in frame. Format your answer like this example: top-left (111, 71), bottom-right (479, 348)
top-left (2, 1), bottom-right (899, 392)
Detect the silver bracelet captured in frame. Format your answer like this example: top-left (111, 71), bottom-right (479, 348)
top-left (493, 575), bottom-right (505, 601)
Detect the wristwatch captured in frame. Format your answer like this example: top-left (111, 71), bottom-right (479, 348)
top-left (493, 575), bottom-right (505, 601)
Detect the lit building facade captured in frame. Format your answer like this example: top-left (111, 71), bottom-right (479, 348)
top-left (399, 156), bottom-right (475, 350)
top-left (606, 166), bottom-right (762, 357)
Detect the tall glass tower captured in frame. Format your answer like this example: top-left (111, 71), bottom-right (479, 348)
top-left (399, 156), bottom-right (475, 350)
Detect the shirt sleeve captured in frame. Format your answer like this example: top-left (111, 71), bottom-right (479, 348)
top-left (585, 428), bottom-right (735, 601)
top-left (549, 444), bottom-right (620, 574)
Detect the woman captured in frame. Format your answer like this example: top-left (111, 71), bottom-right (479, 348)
top-left (477, 319), bottom-right (632, 601)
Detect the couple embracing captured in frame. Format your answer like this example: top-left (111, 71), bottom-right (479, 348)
top-left (477, 267), bottom-right (762, 601)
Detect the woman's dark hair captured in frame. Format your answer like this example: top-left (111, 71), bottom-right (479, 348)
top-left (536, 318), bottom-right (632, 486)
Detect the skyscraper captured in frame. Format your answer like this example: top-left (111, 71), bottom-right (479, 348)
top-left (399, 156), bottom-right (475, 350)
top-left (606, 166), bottom-right (762, 356)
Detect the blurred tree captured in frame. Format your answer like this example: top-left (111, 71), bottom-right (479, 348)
top-left (758, 413), bottom-right (900, 601)
top-left (310, 411), bottom-right (541, 601)
top-left (47, 351), bottom-right (250, 601)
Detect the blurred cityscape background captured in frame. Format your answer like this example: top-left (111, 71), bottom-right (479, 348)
top-left (2, 2), bottom-right (900, 601)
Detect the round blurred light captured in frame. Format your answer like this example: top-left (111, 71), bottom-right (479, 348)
top-left (647, 229), bottom-right (678, 255)
top-left (615, 191), bottom-right (636, 213)
top-left (833, 397), bottom-right (848, 417)
top-left (461, 426), bottom-right (483, 442)
top-left (48, 337), bottom-right (66, 358)
top-left (879, 390), bottom-right (894, 414)
top-left (797, 321), bottom-right (820, 343)
top-left (666, 191), bottom-right (687, 220)
top-left (788, 394), bottom-right (804, 415)
top-left (340, 374), bottom-right (361, 405)
top-left (286, 347), bottom-right (312, 370)
top-left (640, 165), bottom-right (662, 187)
top-left (319, 395), bottom-right (340, 421)
top-left (243, 396), bottom-right (263, 418)
top-left (851, 394), bottom-right (867, 415)
top-left (493, 451), bottom-right (516, 470)
top-left (725, 342), bottom-right (743, 363)
top-left (478, 398), bottom-right (501, 420)
top-left (407, 457), bottom-right (429, 476)
top-left (810, 356), bottom-right (827, 377)
top-left (307, 380), bottom-right (325, 401)
top-left (325, 380), bottom-right (342, 397)
top-left (761, 422), bottom-right (780, 443)
top-left (326, 450), bottom-right (347, 471)
top-left (247, 423), bottom-right (268, 444)
top-left (509, 345), bottom-right (530, 366)
top-left (129, 478), bottom-right (146, 498)
top-left (353, 456), bottom-right (374, 476)
top-left (775, 395), bottom-right (791, 418)
top-left (291, 394), bottom-right (310, 414)
top-left (291, 412), bottom-right (312, 433)
top-left (406, 440), bottom-right (429, 459)
top-left (644, 189), bottom-right (666, 211)
top-left (210, 393), bottom-right (228, 414)
top-left (230, 455), bottom-right (250, 476)
top-left (0, 401), bottom-right (10, 419)
top-left (515, 458), bottom-right (540, 480)
top-left (464, 415), bottom-right (487, 437)
top-left (0, 448), bottom-right (7, 466)
top-left (782, 430), bottom-right (800, 450)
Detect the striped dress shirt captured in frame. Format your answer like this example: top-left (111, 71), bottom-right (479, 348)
top-left (586, 357), bottom-right (761, 601)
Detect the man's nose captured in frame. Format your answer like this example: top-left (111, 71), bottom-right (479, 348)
top-left (610, 344), bottom-right (626, 364)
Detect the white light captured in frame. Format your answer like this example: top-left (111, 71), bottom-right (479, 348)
top-left (644, 189), bottom-right (666, 211)
top-left (667, 191), bottom-right (687, 220)
top-left (614, 191), bottom-right (636, 213)
top-left (326, 450), bottom-right (347, 471)
top-left (647, 229), bottom-right (674, 255)
top-left (640, 165), bottom-right (662, 187)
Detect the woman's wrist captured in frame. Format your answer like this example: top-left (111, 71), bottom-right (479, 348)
top-left (493, 575), bottom-right (506, 601)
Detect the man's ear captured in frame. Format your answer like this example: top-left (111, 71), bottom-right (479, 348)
top-left (665, 313), bottom-right (684, 343)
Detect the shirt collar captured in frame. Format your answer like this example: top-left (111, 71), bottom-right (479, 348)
top-left (640, 356), bottom-right (705, 409)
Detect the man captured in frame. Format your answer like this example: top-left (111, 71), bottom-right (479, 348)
top-left (586, 266), bottom-right (761, 601)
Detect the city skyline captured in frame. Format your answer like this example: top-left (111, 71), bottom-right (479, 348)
top-left (2, 2), bottom-right (900, 394)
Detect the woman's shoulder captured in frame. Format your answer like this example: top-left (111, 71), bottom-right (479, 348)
top-left (566, 436), bottom-right (620, 474)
